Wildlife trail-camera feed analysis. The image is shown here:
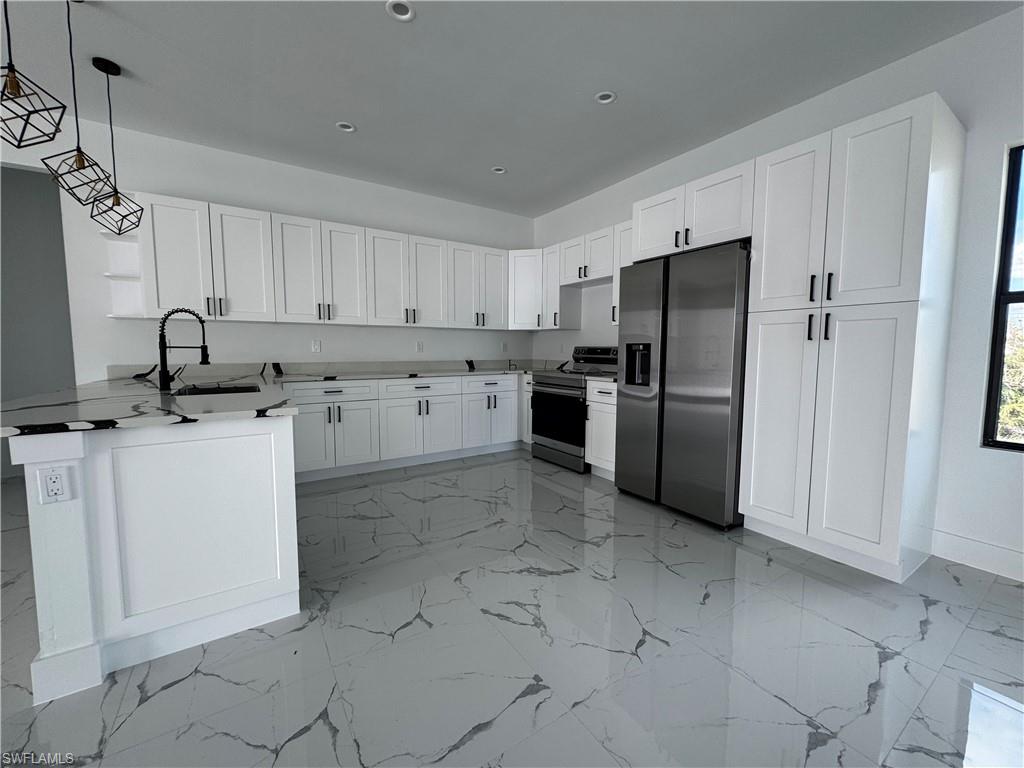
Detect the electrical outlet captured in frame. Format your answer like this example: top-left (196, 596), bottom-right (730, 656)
top-left (415, 340), bottom-right (424, 353)
top-left (501, 342), bottom-right (508, 353)
top-left (37, 466), bottom-right (71, 504)
top-left (311, 339), bottom-right (322, 353)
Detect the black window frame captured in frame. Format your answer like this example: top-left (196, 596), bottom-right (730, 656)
top-left (983, 144), bottom-right (1024, 451)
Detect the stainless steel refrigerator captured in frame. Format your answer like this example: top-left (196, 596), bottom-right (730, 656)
top-left (615, 240), bottom-right (750, 528)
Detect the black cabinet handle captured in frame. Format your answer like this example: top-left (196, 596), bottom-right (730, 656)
top-left (425, 399), bottom-right (429, 415)
top-left (412, 308), bottom-right (417, 324)
top-left (482, 312), bottom-right (486, 326)
top-left (323, 389), bottom-right (345, 394)
top-left (404, 308), bottom-right (409, 324)
top-left (611, 305), bottom-right (616, 322)
top-left (484, 381), bottom-right (498, 386)
top-left (475, 312), bottom-right (479, 327)
top-left (684, 227), bottom-right (691, 246)
top-left (674, 230), bottom-right (680, 248)
top-left (317, 302), bottom-right (322, 320)
top-left (414, 385), bottom-right (430, 389)
top-left (485, 394), bottom-right (490, 410)
top-left (807, 314), bottom-right (814, 341)
top-left (326, 304), bottom-right (332, 321)
top-left (205, 297), bottom-right (213, 316)
top-left (326, 405), bottom-right (332, 424)
top-left (218, 298), bottom-right (226, 316)
top-left (554, 312), bottom-right (558, 327)
top-left (809, 274), bottom-right (817, 303)
top-left (417, 399), bottom-right (422, 416)
top-left (826, 272), bottom-right (834, 301)
top-left (578, 266), bottom-right (582, 279)
top-left (537, 313), bottom-right (541, 327)
top-left (585, 403), bottom-right (589, 421)
top-left (584, 265), bottom-right (588, 277)
top-left (824, 312), bottom-right (832, 340)
top-left (336, 405), bottom-right (341, 422)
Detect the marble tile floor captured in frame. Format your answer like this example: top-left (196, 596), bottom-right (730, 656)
top-left (1, 451), bottom-right (1021, 767)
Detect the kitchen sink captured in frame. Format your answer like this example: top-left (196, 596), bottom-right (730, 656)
top-left (173, 384), bottom-right (260, 396)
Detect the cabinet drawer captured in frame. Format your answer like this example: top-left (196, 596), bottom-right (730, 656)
top-left (587, 380), bottom-right (617, 405)
top-left (462, 374), bottom-right (518, 394)
top-left (379, 376), bottom-right (461, 399)
top-left (285, 380), bottom-right (378, 403)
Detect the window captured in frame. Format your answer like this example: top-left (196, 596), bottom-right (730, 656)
top-left (984, 145), bottom-right (1024, 450)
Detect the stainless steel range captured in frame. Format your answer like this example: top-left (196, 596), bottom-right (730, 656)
top-left (531, 346), bottom-right (618, 472)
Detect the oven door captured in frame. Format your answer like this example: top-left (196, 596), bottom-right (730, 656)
top-left (532, 383), bottom-right (587, 456)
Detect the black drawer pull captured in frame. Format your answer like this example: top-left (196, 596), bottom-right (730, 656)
top-left (323, 389), bottom-right (346, 394)
top-left (826, 272), bottom-right (834, 301)
top-left (414, 385), bottom-right (431, 389)
top-left (824, 312), bottom-right (832, 340)
top-left (809, 274), bottom-right (817, 302)
top-left (684, 227), bottom-right (690, 246)
top-left (807, 314), bottom-right (814, 341)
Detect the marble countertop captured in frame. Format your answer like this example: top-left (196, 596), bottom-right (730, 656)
top-left (0, 366), bottom-right (535, 438)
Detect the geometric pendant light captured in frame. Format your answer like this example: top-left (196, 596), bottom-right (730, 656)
top-left (42, 0), bottom-right (114, 205)
top-left (90, 57), bottom-right (142, 235)
top-left (1, 0), bottom-right (67, 147)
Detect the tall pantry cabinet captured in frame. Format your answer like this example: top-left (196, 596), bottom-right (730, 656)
top-left (739, 93), bottom-right (965, 582)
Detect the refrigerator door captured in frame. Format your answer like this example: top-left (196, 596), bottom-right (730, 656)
top-left (660, 242), bottom-right (749, 527)
top-left (615, 258), bottom-right (666, 500)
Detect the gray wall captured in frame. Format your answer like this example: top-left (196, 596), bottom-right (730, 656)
top-left (2, 166), bottom-right (76, 476)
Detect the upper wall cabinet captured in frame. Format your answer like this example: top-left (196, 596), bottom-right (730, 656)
top-left (683, 159), bottom-right (755, 249)
top-left (541, 245), bottom-right (560, 329)
top-left (824, 98), bottom-right (936, 307)
top-left (322, 221), bottom-right (368, 325)
top-left (632, 186), bottom-right (685, 262)
top-left (209, 204), bottom-right (276, 322)
top-left (409, 235), bottom-right (449, 327)
top-left (559, 236), bottom-right (585, 285)
top-left (366, 228), bottom-right (411, 326)
top-left (508, 249), bottom-right (543, 330)
top-left (449, 242), bottom-right (480, 329)
top-left (585, 227), bottom-right (615, 280)
top-left (478, 248), bottom-right (508, 329)
top-left (749, 133), bottom-right (831, 313)
top-left (611, 220), bottom-right (633, 325)
top-left (272, 213), bottom-right (323, 324)
top-left (137, 193), bottom-right (216, 319)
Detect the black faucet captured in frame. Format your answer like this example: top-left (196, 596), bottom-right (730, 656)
top-left (158, 308), bottom-right (210, 391)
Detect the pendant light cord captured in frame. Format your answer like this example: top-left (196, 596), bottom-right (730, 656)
top-left (65, 0), bottom-right (81, 149)
top-left (105, 72), bottom-right (117, 190)
top-left (4, 0), bottom-right (13, 69)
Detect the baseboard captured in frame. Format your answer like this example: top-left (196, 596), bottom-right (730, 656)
top-left (31, 642), bottom-right (103, 705)
top-left (296, 442), bottom-right (524, 482)
top-left (590, 463), bottom-right (614, 482)
top-left (931, 529), bottom-right (1023, 581)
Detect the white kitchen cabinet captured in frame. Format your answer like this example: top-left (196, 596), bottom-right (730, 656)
top-left (823, 98), bottom-right (936, 307)
top-left (271, 213), bottom-right (323, 324)
top-left (541, 245), bottom-right (560, 329)
top-left (807, 302), bottom-right (917, 562)
top-left (559, 236), bottom-right (585, 284)
top-left (632, 186), bottom-right (685, 262)
top-left (422, 395), bottom-right (463, 454)
top-left (479, 248), bottom-right (508, 328)
top-left (379, 397), bottom-right (423, 460)
top-left (520, 375), bottom-right (533, 444)
top-left (749, 133), bottom-right (830, 313)
top-left (333, 400), bottom-right (380, 467)
top-left (611, 219), bottom-right (633, 326)
top-left (462, 391), bottom-right (518, 448)
top-left (293, 403), bottom-right (336, 472)
top-left (209, 204), bottom-right (276, 322)
top-left (409, 236), bottom-right (449, 327)
top-left (322, 221), bottom-right (367, 325)
top-left (490, 391), bottom-right (518, 443)
top-left (137, 193), bottom-right (216, 318)
top-left (738, 309), bottom-right (819, 533)
top-left (449, 242), bottom-right (481, 329)
top-left (683, 159), bottom-right (755, 249)
top-left (585, 401), bottom-right (616, 472)
top-left (508, 249), bottom-right (543, 330)
top-left (584, 227), bottom-right (615, 280)
top-left (366, 228), bottom-right (412, 326)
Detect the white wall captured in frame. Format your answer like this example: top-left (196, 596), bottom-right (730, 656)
top-left (531, 11), bottom-right (1024, 579)
top-left (532, 282), bottom-right (617, 359)
top-left (10, 121), bottom-right (535, 384)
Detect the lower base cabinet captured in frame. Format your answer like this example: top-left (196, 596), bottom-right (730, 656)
top-left (520, 377), bottom-right (533, 444)
top-left (585, 401), bottom-right (616, 472)
top-left (294, 403), bottom-right (336, 472)
top-left (422, 395), bottom-right (463, 454)
top-left (294, 400), bottom-right (381, 472)
top-left (463, 391), bottom-right (518, 449)
top-left (379, 397), bottom-right (425, 460)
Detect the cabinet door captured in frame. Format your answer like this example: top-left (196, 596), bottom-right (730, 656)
top-left (334, 400), bottom-right (380, 467)
top-left (683, 159), bottom-right (754, 249)
top-left (611, 220), bottom-right (633, 326)
top-left (823, 101), bottom-right (931, 306)
top-left (490, 391), bottom-right (519, 444)
top-left (479, 248), bottom-right (507, 328)
top-left (138, 193), bottom-right (215, 318)
top-left (584, 227), bottom-right (614, 280)
top-left (423, 395), bottom-right (463, 454)
top-left (807, 302), bottom-right (917, 562)
top-left (293, 403), bottom-right (336, 472)
top-left (559, 237), bottom-right (585, 284)
top-left (738, 310), bottom-right (819, 533)
top-left (209, 205), bottom-right (275, 322)
top-left (585, 402), bottom-right (617, 470)
top-left (409, 236), bottom-right (449, 327)
top-left (379, 397), bottom-right (423, 460)
top-left (632, 186), bottom-right (685, 261)
top-left (322, 221), bottom-right (367, 325)
top-left (520, 389), bottom-right (532, 444)
top-left (508, 249), bottom-right (543, 330)
top-left (461, 393), bottom-right (491, 449)
top-left (271, 213), bottom-right (323, 324)
top-left (366, 228), bottom-right (411, 326)
top-left (750, 134), bottom-right (830, 313)
top-left (449, 242), bottom-right (481, 329)
top-left (542, 245), bottom-right (561, 329)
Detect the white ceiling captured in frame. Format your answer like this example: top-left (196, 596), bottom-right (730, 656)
top-left (7, 1), bottom-right (1018, 215)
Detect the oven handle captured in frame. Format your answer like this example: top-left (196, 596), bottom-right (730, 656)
top-left (533, 384), bottom-right (585, 399)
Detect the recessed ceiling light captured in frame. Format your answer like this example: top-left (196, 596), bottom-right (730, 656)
top-left (491, 166), bottom-right (507, 175)
top-left (335, 121), bottom-right (357, 133)
top-left (594, 90), bottom-right (617, 105)
top-left (385, 0), bottom-right (415, 22)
